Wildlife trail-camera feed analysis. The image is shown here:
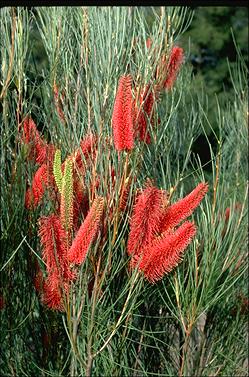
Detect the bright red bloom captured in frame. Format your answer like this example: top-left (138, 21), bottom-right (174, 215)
top-left (42, 273), bottom-right (66, 311)
top-left (159, 182), bottom-right (208, 233)
top-left (112, 75), bottom-right (134, 152)
top-left (21, 117), bottom-right (51, 165)
top-left (38, 214), bottom-right (74, 282)
top-left (22, 117), bottom-right (41, 144)
top-left (25, 164), bottom-right (50, 209)
top-left (127, 185), bottom-right (167, 260)
top-left (68, 197), bottom-right (104, 264)
top-left (138, 221), bottom-right (196, 283)
top-left (127, 182), bottom-right (208, 282)
top-left (38, 215), bottom-right (75, 310)
top-left (134, 85), bottom-right (157, 144)
top-left (163, 46), bottom-right (184, 90)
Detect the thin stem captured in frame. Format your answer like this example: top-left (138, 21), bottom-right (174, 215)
top-left (93, 271), bottom-right (139, 358)
top-left (0, 8), bottom-right (16, 101)
top-left (111, 152), bottom-right (129, 246)
top-left (211, 143), bottom-right (221, 225)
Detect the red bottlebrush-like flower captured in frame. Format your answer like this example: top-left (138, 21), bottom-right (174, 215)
top-left (138, 221), bottom-right (197, 283)
top-left (68, 197), bottom-right (104, 265)
top-left (25, 145), bottom-right (57, 210)
top-left (112, 75), bottom-right (134, 152)
top-left (42, 273), bottom-right (65, 311)
top-left (36, 143), bottom-right (56, 166)
top-left (134, 85), bottom-right (157, 144)
top-left (159, 182), bottom-right (208, 234)
top-left (163, 46), bottom-right (184, 90)
top-left (127, 182), bottom-right (208, 283)
top-left (38, 214), bottom-right (74, 282)
top-left (127, 185), bottom-right (167, 260)
top-left (21, 117), bottom-right (50, 165)
top-left (22, 117), bottom-right (41, 144)
top-left (25, 164), bottom-right (50, 209)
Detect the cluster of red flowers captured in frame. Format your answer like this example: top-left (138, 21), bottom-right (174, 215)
top-left (127, 182), bottom-right (208, 282)
top-left (22, 118), bottom-right (104, 310)
top-left (110, 43), bottom-right (208, 282)
top-left (21, 42), bottom-right (207, 310)
top-left (112, 45), bottom-right (184, 150)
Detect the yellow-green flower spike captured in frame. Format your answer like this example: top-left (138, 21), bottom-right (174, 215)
top-left (53, 149), bottom-right (63, 193)
top-left (60, 158), bottom-right (74, 232)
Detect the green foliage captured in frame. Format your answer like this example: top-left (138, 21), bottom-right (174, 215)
top-left (0, 6), bottom-right (248, 377)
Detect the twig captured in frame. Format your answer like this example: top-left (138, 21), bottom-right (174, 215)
top-left (93, 271), bottom-right (139, 358)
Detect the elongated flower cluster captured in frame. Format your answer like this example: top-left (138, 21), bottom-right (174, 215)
top-left (127, 185), bottom-right (167, 260)
top-left (22, 37), bottom-right (203, 312)
top-left (128, 182), bottom-right (208, 283)
top-left (134, 85), bottom-right (157, 144)
top-left (21, 116), bottom-right (105, 310)
top-left (68, 197), bottom-right (104, 264)
top-left (113, 45), bottom-right (184, 147)
top-left (25, 164), bottom-right (48, 208)
top-left (38, 215), bottom-right (75, 310)
top-left (158, 182), bottom-right (208, 233)
top-left (21, 116), bottom-right (55, 165)
top-left (112, 75), bottom-right (134, 152)
top-left (163, 46), bottom-right (184, 90)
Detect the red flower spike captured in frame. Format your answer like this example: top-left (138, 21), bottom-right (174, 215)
top-left (134, 84), bottom-right (158, 144)
top-left (68, 197), bottom-right (104, 265)
top-left (38, 215), bottom-right (74, 282)
top-left (21, 117), bottom-right (49, 165)
top-left (36, 143), bottom-right (56, 166)
top-left (159, 182), bottom-right (208, 234)
top-left (25, 164), bottom-right (49, 209)
top-left (127, 185), bottom-right (167, 259)
top-left (22, 117), bottom-right (41, 144)
top-left (42, 273), bottom-right (66, 311)
top-left (163, 46), bottom-right (184, 90)
top-left (138, 221), bottom-right (197, 283)
top-left (112, 75), bottom-right (134, 152)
